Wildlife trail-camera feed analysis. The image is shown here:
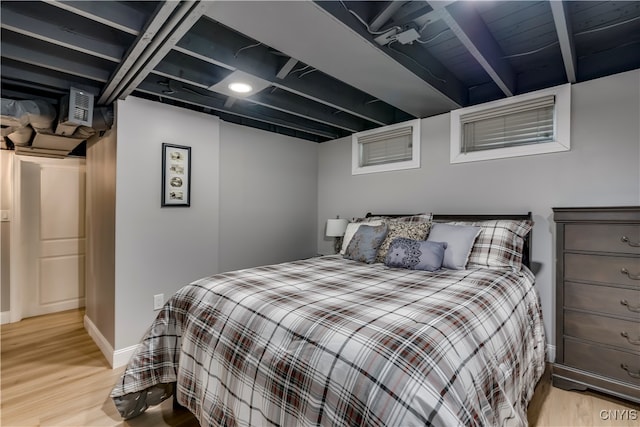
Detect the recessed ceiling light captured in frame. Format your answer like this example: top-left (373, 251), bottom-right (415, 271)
top-left (228, 82), bottom-right (253, 93)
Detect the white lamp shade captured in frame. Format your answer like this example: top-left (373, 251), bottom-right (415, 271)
top-left (326, 218), bottom-right (349, 237)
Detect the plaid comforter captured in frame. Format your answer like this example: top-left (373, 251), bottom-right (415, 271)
top-left (112, 255), bottom-right (546, 426)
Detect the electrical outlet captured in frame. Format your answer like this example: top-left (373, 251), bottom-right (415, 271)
top-left (153, 293), bottom-right (164, 310)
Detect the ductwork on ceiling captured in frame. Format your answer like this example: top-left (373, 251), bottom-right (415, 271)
top-left (0, 88), bottom-right (113, 158)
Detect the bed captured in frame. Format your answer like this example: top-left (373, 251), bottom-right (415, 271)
top-left (111, 213), bottom-right (546, 426)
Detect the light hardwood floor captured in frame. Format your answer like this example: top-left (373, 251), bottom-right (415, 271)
top-left (1, 309), bottom-right (638, 426)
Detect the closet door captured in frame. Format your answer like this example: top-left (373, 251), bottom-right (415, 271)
top-left (22, 157), bottom-right (86, 318)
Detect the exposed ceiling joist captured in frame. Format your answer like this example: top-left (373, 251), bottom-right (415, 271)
top-left (177, 18), bottom-right (394, 126)
top-left (550, 0), bottom-right (577, 83)
top-left (116, 1), bottom-right (208, 102)
top-left (173, 46), bottom-right (236, 71)
top-left (0, 8), bottom-right (123, 63)
top-left (150, 66), bottom-right (366, 133)
top-left (276, 58), bottom-right (299, 79)
top-left (0, 87), bottom-right (59, 105)
top-left (136, 78), bottom-right (343, 140)
top-left (1, 60), bottom-right (102, 95)
top-left (404, 1), bottom-right (453, 29)
top-left (98, 1), bottom-right (182, 104)
top-left (2, 0), bottom-right (638, 145)
top-left (208, 1), bottom-right (460, 118)
top-left (369, 2), bottom-right (405, 32)
top-left (45, 0), bottom-right (146, 36)
top-left (1, 36), bottom-right (110, 82)
top-left (429, 1), bottom-right (516, 97)
top-left (245, 90), bottom-right (363, 133)
top-left (313, 1), bottom-right (465, 111)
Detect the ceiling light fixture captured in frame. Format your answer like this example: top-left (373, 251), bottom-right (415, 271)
top-left (228, 82), bottom-right (253, 93)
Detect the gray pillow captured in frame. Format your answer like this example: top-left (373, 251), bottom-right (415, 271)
top-left (384, 238), bottom-right (447, 271)
top-left (426, 223), bottom-right (481, 270)
top-left (343, 223), bottom-right (388, 264)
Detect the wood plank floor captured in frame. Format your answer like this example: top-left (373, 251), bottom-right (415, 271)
top-left (1, 309), bottom-right (638, 426)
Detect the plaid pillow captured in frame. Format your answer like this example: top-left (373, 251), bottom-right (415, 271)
top-left (356, 213), bottom-right (433, 224)
top-left (446, 219), bottom-right (532, 271)
top-left (389, 213), bottom-right (433, 223)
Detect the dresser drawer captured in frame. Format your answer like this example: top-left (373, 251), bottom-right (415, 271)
top-left (565, 253), bottom-right (640, 287)
top-left (565, 224), bottom-right (640, 255)
top-left (564, 339), bottom-right (640, 390)
top-left (565, 310), bottom-right (640, 352)
top-left (565, 282), bottom-right (640, 319)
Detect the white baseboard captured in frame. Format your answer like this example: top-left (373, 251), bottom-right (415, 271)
top-left (547, 344), bottom-right (556, 363)
top-left (0, 311), bottom-right (10, 325)
top-left (113, 344), bottom-right (139, 368)
top-left (84, 314), bottom-right (138, 369)
top-left (84, 314), bottom-right (114, 367)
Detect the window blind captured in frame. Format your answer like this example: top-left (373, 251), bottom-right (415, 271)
top-left (359, 125), bottom-right (413, 167)
top-left (461, 95), bottom-right (555, 153)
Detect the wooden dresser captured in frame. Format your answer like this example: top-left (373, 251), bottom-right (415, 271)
top-left (553, 207), bottom-right (640, 403)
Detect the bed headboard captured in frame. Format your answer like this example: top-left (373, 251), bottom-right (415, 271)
top-left (364, 212), bottom-right (533, 269)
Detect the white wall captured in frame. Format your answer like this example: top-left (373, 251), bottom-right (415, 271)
top-left (219, 122), bottom-right (318, 271)
top-left (317, 70), bottom-right (640, 351)
top-left (114, 97), bottom-right (220, 349)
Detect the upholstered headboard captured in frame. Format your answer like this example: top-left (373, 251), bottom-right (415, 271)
top-left (364, 212), bottom-right (533, 269)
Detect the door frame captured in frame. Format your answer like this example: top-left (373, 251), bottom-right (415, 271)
top-left (9, 154), bottom-right (24, 323)
top-left (9, 154), bottom-right (86, 323)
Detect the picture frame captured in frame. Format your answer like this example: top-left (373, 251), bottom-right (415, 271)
top-left (161, 143), bottom-right (191, 207)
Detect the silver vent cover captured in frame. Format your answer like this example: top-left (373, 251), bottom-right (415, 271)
top-left (65, 87), bottom-right (94, 127)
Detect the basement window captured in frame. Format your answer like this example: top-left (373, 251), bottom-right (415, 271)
top-left (352, 119), bottom-right (420, 175)
top-left (450, 83), bottom-right (570, 164)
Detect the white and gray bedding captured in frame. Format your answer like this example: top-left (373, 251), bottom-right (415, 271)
top-left (111, 253), bottom-right (546, 426)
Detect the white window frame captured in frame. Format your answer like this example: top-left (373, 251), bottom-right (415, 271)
top-left (352, 119), bottom-right (421, 175)
top-left (450, 83), bottom-right (571, 164)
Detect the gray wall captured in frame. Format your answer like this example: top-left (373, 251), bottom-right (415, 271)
top-left (114, 97), bottom-right (221, 349)
top-left (110, 98), bottom-right (319, 350)
top-left (219, 122), bottom-right (318, 272)
top-left (317, 70), bottom-right (640, 349)
top-left (85, 128), bottom-right (117, 344)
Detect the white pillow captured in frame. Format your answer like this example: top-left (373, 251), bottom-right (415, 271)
top-left (340, 220), bottom-right (383, 254)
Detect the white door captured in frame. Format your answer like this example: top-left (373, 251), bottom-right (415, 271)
top-left (21, 156), bottom-right (86, 318)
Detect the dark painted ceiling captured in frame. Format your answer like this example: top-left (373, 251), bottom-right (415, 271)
top-left (1, 1), bottom-right (639, 142)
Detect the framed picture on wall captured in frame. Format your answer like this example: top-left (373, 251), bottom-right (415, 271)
top-left (161, 143), bottom-right (191, 207)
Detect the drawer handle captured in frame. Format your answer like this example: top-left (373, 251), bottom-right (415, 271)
top-left (621, 364), bottom-right (640, 379)
top-left (621, 268), bottom-right (640, 280)
top-left (621, 299), bottom-right (640, 313)
top-left (621, 331), bottom-right (640, 346)
top-left (621, 236), bottom-right (640, 247)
